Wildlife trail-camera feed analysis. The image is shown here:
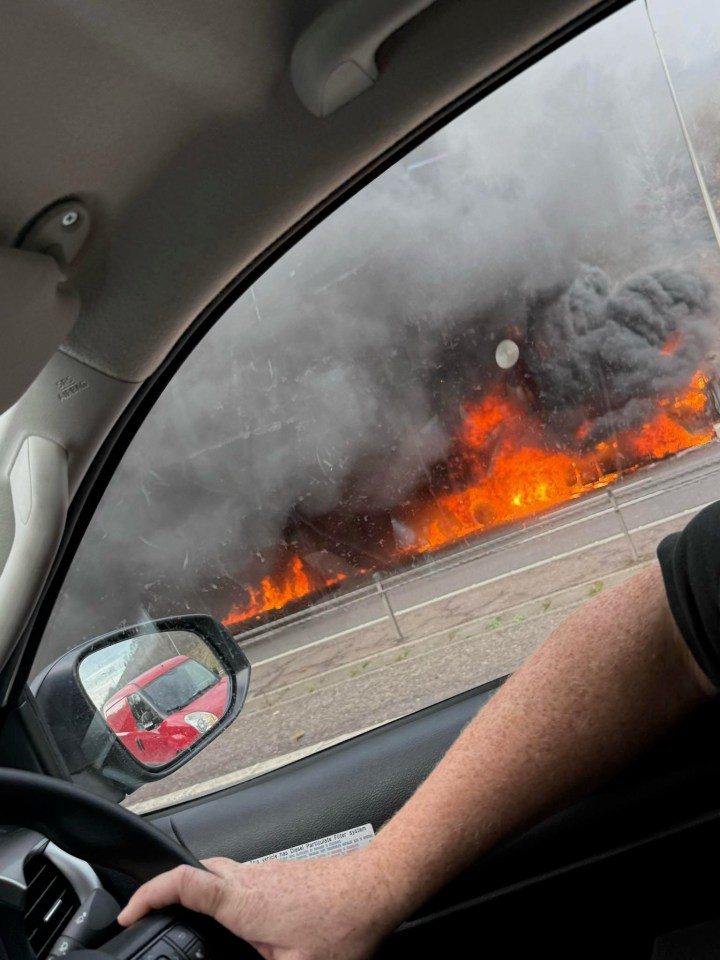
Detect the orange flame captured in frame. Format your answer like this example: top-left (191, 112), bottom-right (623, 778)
top-left (224, 367), bottom-right (715, 625)
top-left (660, 331), bottom-right (682, 355)
top-left (627, 409), bottom-right (711, 460)
top-left (224, 554), bottom-right (309, 626)
top-left (224, 555), bottom-right (345, 627)
top-left (402, 370), bottom-right (713, 551)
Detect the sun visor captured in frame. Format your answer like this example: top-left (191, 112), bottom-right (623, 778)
top-left (0, 247), bottom-right (80, 414)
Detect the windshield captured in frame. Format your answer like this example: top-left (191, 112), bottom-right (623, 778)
top-left (142, 659), bottom-right (218, 714)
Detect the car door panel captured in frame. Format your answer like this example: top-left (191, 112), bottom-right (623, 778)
top-left (147, 684), bottom-right (720, 958)
top-left (152, 683), bottom-right (496, 863)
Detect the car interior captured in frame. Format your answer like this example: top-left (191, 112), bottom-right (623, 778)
top-left (2, 0), bottom-right (720, 957)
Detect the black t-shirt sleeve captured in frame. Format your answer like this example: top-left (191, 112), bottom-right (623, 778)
top-left (657, 501), bottom-right (720, 689)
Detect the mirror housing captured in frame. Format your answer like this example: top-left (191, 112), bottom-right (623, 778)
top-left (31, 615), bottom-right (250, 801)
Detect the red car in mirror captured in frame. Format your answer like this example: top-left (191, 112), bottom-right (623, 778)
top-left (102, 655), bottom-right (229, 766)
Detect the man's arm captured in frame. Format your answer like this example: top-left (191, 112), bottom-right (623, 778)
top-left (118, 563), bottom-right (715, 960)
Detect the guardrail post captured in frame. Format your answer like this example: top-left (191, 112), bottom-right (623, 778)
top-left (607, 487), bottom-right (639, 563)
top-left (373, 572), bottom-right (403, 642)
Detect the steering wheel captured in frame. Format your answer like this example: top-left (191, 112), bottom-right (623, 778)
top-left (0, 768), bottom-right (243, 959)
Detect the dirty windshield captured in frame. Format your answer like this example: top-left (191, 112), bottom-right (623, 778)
top-left (36, 0), bottom-right (720, 810)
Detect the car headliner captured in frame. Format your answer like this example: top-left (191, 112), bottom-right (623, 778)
top-left (0, 0), bottom-right (626, 685)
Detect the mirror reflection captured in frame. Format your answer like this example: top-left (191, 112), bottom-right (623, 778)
top-left (78, 630), bottom-right (229, 768)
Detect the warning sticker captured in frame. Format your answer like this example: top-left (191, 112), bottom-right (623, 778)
top-left (249, 823), bottom-right (375, 863)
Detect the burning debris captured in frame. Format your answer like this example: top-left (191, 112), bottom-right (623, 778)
top-left (223, 264), bottom-right (717, 629)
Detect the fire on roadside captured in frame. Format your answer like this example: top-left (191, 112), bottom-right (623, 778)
top-left (223, 364), bottom-right (715, 628)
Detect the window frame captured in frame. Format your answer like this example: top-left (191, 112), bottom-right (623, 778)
top-left (7, 0), bottom-right (637, 793)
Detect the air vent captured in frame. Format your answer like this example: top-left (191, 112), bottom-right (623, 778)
top-left (23, 854), bottom-right (80, 960)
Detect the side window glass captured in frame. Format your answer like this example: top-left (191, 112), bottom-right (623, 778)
top-left (127, 694), bottom-right (159, 731)
top-left (648, 0), bottom-right (720, 225)
top-left (34, 0), bottom-right (720, 810)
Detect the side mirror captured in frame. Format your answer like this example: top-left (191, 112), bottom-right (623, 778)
top-left (31, 615), bottom-right (250, 801)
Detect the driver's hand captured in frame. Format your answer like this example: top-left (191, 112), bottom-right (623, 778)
top-left (117, 850), bottom-right (402, 960)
